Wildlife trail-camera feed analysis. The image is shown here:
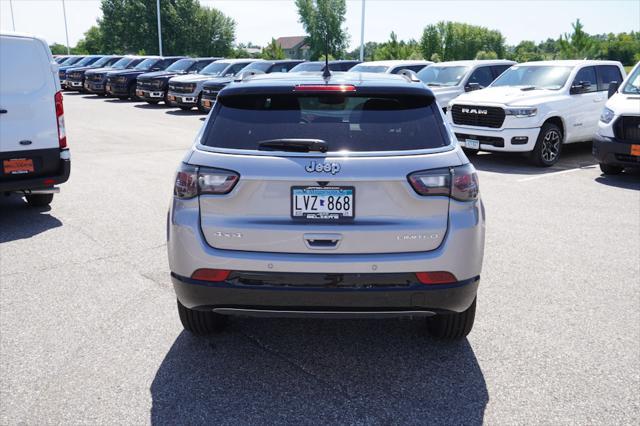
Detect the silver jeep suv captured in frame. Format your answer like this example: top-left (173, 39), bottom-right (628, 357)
top-left (167, 72), bottom-right (485, 339)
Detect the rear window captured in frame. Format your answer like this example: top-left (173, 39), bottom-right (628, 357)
top-left (202, 94), bottom-right (448, 153)
top-left (0, 36), bottom-right (49, 95)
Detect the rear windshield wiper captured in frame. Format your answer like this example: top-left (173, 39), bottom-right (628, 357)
top-left (257, 139), bottom-right (328, 153)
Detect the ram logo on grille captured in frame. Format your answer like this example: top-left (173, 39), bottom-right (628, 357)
top-left (461, 108), bottom-right (488, 115)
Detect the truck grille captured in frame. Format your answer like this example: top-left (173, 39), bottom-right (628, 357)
top-left (68, 72), bottom-right (83, 80)
top-left (169, 83), bottom-right (195, 94)
top-left (613, 116), bottom-right (640, 142)
top-left (451, 104), bottom-right (505, 128)
top-left (88, 73), bottom-right (104, 82)
top-left (137, 80), bottom-right (154, 90)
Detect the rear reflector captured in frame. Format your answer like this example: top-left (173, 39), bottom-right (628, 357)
top-left (294, 84), bottom-right (356, 92)
top-left (415, 271), bottom-right (457, 285)
top-left (191, 269), bottom-right (231, 282)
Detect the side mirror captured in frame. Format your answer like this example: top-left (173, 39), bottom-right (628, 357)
top-left (570, 81), bottom-right (591, 94)
top-left (607, 81), bottom-right (620, 99)
top-left (465, 82), bottom-right (482, 92)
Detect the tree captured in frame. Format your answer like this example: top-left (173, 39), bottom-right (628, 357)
top-left (419, 21), bottom-right (505, 61)
top-left (95, 0), bottom-right (235, 56)
top-left (49, 43), bottom-right (68, 55)
top-left (374, 32), bottom-right (422, 60)
top-left (75, 26), bottom-right (104, 54)
top-left (475, 50), bottom-right (498, 60)
top-left (295, 0), bottom-right (349, 60)
top-left (558, 19), bottom-right (594, 59)
top-left (261, 38), bottom-right (286, 60)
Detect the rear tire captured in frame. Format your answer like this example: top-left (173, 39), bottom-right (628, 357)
top-left (599, 163), bottom-right (623, 175)
top-left (179, 106), bottom-right (192, 111)
top-left (427, 298), bottom-right (476, 340)
top-left (530, 123), bottom-right (562, 167)
top-left (177, 299), bottom-right (228, 336)
top-left (197, 93), bottom-right (206, 113)
top-left (128, 84), bottom-right (138, 101)
top-left (25, 193), bottom-right (54, 207)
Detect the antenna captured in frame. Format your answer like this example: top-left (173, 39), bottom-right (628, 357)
top-left (322, 30), bottom-right (331, 80)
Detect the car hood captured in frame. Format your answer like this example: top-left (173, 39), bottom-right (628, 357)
top-left (107, 69), bottom-right (146, 77)
top-left (138, 70), bottom-right (185, 80)
top-left (170, 74), bottom-right (218, 83)
top-left (203, 76), bottom-right (234, 87)
top-left (452, 86), bottom-right (561, 107)
top-left (85, 67), bottom-right (114, 75)
top-left (606, 92), bottom-right (640, 114)
top-left (66, 66), bottom-right (94, 73)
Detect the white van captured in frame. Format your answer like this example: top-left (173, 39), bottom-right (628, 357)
top-left (0, 32), bottom-right (70, 206)
top-left (446, 60), bottom-right (626, 166)
top-left (593, 61), bottom-right (640, 174)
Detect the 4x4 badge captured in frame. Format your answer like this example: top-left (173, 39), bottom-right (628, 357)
top-left (305, 161), bottom-right (341, 175)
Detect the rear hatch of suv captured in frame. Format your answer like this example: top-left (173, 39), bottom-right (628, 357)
top-left (189, 83), bottom-right (462, 254)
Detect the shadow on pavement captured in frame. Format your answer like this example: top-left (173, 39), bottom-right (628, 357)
top-left (151, 319), bottom-right (488, 424)
top-left (165, 109), bottom-right (203, 116)
top-left (469, 143), bottom-right (596, 176)
top-left (594, 168), bottom-right (640, 190)
top-left (105, 98), bottom-right (138, 104)
top-left (0, 195), bottom-right (62, 243)
top-left (134, 103), bottom-right (168, 110)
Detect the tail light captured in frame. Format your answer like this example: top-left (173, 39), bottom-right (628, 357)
top-left (174, 163), bottom-right (239, 199)
top-left (415, 271), bottom-right (457, 285)
top-left (294, 84), bottom-right (356, 92)
top-left (408, 163), bottom-right (478, 201)
top-left (54, 91), bottom-right (67, 149)
top-left (191, 269), bottom-right (231, 282)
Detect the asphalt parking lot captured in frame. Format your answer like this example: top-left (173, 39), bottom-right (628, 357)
top-left (1, 92), bottom-right (639, 425)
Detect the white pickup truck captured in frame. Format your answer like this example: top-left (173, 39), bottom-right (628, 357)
top-left (416, 60), bottom-right (516, 111)
top-left (592, 61), bottom-right (640, 174)
top-left (447, 60), bottom-right (626, 166)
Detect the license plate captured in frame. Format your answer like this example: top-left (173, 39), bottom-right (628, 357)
top-left (631, 144), bottom-right (640, 156)
top-left (292, 186), bottom-right (354, 220)
top-left (136, 90), bottom-right (144, 96)
top-left (203, 99), bottom-right (211, 108)
top-left (3, 158), bottom-right (34, 175)
top-left (465, 138), bottom-right (480, 150)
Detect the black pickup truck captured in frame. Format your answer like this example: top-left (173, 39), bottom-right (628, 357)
top-left (84, 56), bottom-right (145, 96)
top-left (105, 56), bottom-right (184, 100)
top-left (65, 55), bottom-right (123, 92)
top-left (136, 57), bottom-right (220, 105)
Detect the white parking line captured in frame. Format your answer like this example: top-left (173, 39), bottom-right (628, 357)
top-left (517, 166), bottom-right (594, 182)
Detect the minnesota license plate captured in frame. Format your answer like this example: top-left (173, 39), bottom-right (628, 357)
top-left (465, 138), bottom-right (480, 150)
top-left (3, 158), bottom-right (34, 175)
top-left (291, 186), bottom-right (354, 220)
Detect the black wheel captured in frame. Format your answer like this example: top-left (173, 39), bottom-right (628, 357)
top-left (146, 100), bottom-right (159, 105)
top-left (599, 163), bottom-right (623, 175)
top-left (197, 93), bottom-right (206, 113)
top-left (179, 106), bottom-right (192, 111)
top-left (530, 123), bottom-right (562, 167)
top-left (177, 299), bottom-right (227, 336)
top-left (427, 298), bottom-right (476, 340)
top-left (25, 193), bottom-right (54, 207)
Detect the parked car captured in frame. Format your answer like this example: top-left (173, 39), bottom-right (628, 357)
top-left (417, 60), bottom-right (516, 111)
top-left (136, 57), bottom-right (220, 105)
top-left (350, 60), bottom-right (432, 74)
top-left (167, 72), bottom-right (484, 340)
top-left (447, 60), bottom-right (626, 166)
top-left (167, 58), bottom-right (256, 112)
top-left (84, 56), bottom-right (145, 96)
top-left (60, 55), bottom-right (106, 90)
top-left (0, 33), bottom-right (70, 207)
top-left (199, 59), bottom-right (304, 112)
top-left (54, 55), bottom-right (70, 64)
top-left (593, 61), bottom-right (640, 175)
top-left (105, 56), bottom-right (183, 100)
top-left (289, 60), bottom-right (362, 72)
top-left (65, 55), bottom-right (122, 92)
top-left (58, 55), bottom-right (86, 88)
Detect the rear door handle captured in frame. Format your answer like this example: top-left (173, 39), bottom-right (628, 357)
top-left (304, 233), bottom-right (342, 250)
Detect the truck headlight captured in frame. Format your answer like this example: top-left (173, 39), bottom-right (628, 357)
top-left (599, 107), bottom-right (615, 124)
top-left (505, 107), bottom-right (537, 118)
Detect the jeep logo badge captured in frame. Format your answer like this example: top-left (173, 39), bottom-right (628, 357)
top-left (305, 161), bottom-right (341, 175)
top-left (461, 108), bottom-right (488, 115)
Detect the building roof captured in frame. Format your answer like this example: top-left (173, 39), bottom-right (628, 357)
top-left (276, 36), bottom-right (308, 49)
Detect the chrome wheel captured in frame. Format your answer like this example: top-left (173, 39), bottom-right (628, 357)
top-left (541, 130), bottom-right (561, 163)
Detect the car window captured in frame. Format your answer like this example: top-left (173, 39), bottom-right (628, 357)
top-left (229, 63), bottom-right (249, 75)
top-left (203, 94), bottom-right (448, 152)
top-left (283, 62), bottom-right (300, 72)
top-left (491, 65), bottom-right (572, 90)
top-left (350, 64), bottom-right (390, 73)
top-left (193, 60), bottom-right (213, 72)
top-left (467, 67), bottom-right (494, 88)
top-left (596, 65), bottom-right (622, 91)
top-left (491, 65), bottom-right (511, 79)
top-left (572, 67), bottom-right (597, 93)
top-left (156, 58), bottom-right (179, 70)
top-left (417, 66), bottom-right (469, 87)
top-left (621, 65), bottom-right (640, 94)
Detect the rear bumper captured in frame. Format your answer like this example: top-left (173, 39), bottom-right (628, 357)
top-left (592, 134), bottom-right (640, 168)
top-left (172, 272), bottom-right (479, 315)
top-left (0, 156), bottom-right (70, 192)
top-left (106, 83), bottom-right (130, 96)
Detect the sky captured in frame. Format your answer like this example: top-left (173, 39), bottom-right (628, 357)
top-left (1, 0), bottom-right (639, 50)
